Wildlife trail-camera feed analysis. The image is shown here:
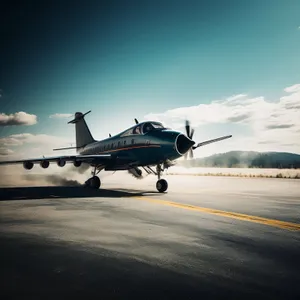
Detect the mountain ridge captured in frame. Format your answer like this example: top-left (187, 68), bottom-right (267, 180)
top-left (177, 151), bottom-right (300, 168)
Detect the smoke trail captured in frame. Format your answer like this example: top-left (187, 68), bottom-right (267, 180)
top-left (43, 174), bottom-right (82, 186)
top-left (18, 173), bottom-right (82, 186)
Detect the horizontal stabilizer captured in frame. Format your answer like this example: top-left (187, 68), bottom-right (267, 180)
top-left (68, 110), bottom-right (91, 124)
top-left (193, 135), bottom-right (232, 149)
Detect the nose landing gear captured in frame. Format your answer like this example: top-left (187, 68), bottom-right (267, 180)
top-left (156, 178), bottom-right (168, 193)
top-left (156, 164), bottom-right (168, 193)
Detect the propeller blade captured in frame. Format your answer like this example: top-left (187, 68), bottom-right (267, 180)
top-left (134, 118), bottom-right (139, 124)
top-left (190, 128), bottom-right (194, 139)
top-left (189, 148), bottom-right (194, 159)
top-left (185, 120), bottom-right (190, 138)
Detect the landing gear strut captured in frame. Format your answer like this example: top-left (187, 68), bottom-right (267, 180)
top-left (85, 166), bottom-right (101, 189)
top-left (156, 164), bottom-right (168, 193)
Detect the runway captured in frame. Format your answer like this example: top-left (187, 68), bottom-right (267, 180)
top-left (0, 175), bottom-right (300, 299)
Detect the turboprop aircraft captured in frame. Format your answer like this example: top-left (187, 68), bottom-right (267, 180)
top-left (0, 111), bottom-right (232, 192)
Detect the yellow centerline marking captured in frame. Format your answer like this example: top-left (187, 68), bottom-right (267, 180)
top-left (133, 196), bottom-right (300, 231)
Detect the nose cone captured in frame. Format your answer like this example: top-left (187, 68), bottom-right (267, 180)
top-left (175, 134), bottom-right (195, 155)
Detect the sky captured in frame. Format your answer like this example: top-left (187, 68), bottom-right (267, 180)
top-left (1, 0), bottom-right (300, 161)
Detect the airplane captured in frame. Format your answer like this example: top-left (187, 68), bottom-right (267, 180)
top-left (0, 111), bottom-right (232, 192)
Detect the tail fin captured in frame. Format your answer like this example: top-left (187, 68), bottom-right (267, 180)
top-left (68, 111), bottom-right (96, 149)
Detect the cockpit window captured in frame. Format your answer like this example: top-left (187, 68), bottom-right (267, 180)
top-left (121, 125), bottom-right (142, 137)
top-left (151, 122), bottom-right (164, 129)
top-left (120, 122), bottom-right (164, 136)
top-left (143, 122), bottom-right (154, 133)
top-left (132, 125), bottom-right (141, 134)
top-left (142, 122), bottom-right (164, 133)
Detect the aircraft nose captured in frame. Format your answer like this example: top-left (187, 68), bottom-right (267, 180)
top-left (175, 134), bottom-right (195, 155)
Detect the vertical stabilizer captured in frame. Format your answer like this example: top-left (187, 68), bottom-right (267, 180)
top-left (68, 111), bottom-right (96, 149)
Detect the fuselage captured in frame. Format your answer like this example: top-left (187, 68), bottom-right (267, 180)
top-left (79, 121), bottom-right (194, 170)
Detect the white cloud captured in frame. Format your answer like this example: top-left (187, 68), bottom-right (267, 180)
top-left (0, 148), bottom-right (14, 156)
top-left (0, 133), bottom-right (74, 161)
top-left (0, 112), bottom-right (37, 126)
top-left (0, 133), bottom-right (72, 147)
top-left (284, 84), bottom-right (300, 93)
top-left (49, 113), bottom-right (73, 119)
top-left (144, 83), bottom-right (300, 157)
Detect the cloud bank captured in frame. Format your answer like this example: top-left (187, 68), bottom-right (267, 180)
top-left (0, 133), bottom-right (74, 162)
top-left (0, 133), bottom-right (71, 147)
top-left (0, 112), bottom-right (37, 126)
top-left (144, 84), bottom-right (300, 156)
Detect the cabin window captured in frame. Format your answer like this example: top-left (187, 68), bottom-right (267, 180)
top-left (124, 140), bottom-right (126, 145)
top-left (111, 143), bottom-right (113, 149)
top-left (131, 139), bottom-right (134, 144)
top-left (118, 141), bottom-right (120, 147)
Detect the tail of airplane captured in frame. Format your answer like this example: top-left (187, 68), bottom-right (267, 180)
top-left (68, 111), bottom-right (96, 149)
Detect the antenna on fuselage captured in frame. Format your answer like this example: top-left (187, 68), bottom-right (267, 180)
top-left (134, 118), bottom-right (139, 124)
top-left (109, 134), bottom-right (111, 137)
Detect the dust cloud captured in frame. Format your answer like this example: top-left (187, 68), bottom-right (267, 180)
top-left (0, 162), bottom-right (129, 187)
top-left (0, 163), bottom-right (91, 187)
top-left (25, 174), bottom-right (82, 186)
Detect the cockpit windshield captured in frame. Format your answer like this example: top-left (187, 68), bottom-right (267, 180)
top-left (142, 122), bottom-right (164, 134)
top-left (151, 122), bottom-right (164, 129)
top-left (120, 122), bottom-right (164, 137)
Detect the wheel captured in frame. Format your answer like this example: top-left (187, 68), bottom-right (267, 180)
top-left (86, 176), bottom-right (101, 189)
top-left (156, 179), bottom-right (168, 193)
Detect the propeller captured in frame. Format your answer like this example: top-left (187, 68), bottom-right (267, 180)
top-left (183, 119), bottom-right (232, 160)
top-left (184, 120), bottom-right (194, 159)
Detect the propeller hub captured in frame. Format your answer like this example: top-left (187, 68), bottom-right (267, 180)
top-left (175, 134), bottom-right (195, 155)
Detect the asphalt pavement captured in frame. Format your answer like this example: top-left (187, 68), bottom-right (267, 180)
top-left (0, 175), bottom-right (299, 299)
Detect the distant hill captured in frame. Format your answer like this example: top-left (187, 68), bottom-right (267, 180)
top-left (177, 151), bottom-right (300, 168)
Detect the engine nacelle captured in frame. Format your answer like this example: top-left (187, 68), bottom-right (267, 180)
top-left (23, 161), bottom-right (34, 170)
top-left (73, 160), bottom-right (82, 167)
top-left (40, 160), bottom-right (50, 168)
top-left (57, 159), bottom-right (66, 167)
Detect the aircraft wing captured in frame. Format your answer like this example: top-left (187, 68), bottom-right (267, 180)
top-left (0, 154), bottom-right (112, 165)
top-left (193, 135), bottom-right (232, 149)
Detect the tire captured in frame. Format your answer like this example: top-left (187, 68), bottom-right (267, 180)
top-left (156, 179), bottom-right (168, 193)
top-left (90, 176), bottom-right (101, 189)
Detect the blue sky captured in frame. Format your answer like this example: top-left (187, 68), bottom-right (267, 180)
top-left (1, 0), bottom-right (300, 158)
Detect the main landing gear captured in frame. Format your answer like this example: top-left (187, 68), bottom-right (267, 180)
top-left (156, 164), bottom-right (168, 193)
top-left (85, 176), bottom-right (101, 189)
top-left (85, 166), bottom-right (101, 189)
